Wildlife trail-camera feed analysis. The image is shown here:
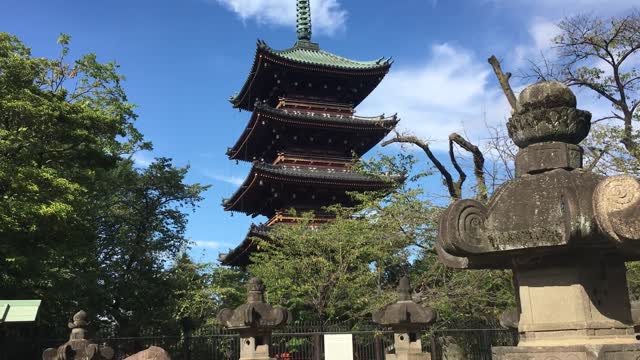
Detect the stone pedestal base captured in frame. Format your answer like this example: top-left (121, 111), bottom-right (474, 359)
top-left (240, 334), bottom-right (272, 360)
top-left (493, 343), bottom-right (640, 359)
top-left (516, 256), bottom-right (634, 345)
top-left (386, 333), bottom-right (430, 360)
top-left (385, 353), bottom-right (430, 360)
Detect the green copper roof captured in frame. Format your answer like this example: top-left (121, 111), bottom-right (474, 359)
top-left (259, 40), bottom-right (391, 70)
top-left (0, 300), bottom-right (41, 323)
top-left (297, 0), bottom-right (312, 41)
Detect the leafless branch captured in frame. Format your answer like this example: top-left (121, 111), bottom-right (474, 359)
top-left (450, 133), bottom-right (488, 201)
top-left (382, 132), bottom-right (461, 199)
top-left (488, 55), bottom-right (518, 112)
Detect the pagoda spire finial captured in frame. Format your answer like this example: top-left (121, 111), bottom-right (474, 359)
top-left (296, 0), bottom-right (312, 41)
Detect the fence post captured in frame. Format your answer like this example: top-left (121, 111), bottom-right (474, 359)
top-left (430, 332), bottom-right (438, 360)
top-left (181, 317), bottom-right (192, 360)
top-left (313, 333), bottom-right (322, 360)
top-left (374, 333), bottom-right (383, 360)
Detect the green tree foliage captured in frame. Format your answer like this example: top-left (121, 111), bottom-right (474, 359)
top-left (531, 11), bottom-right (640, 175)
top-left (248, 155), bottom-right (431, 324)
top-left (0, 32), bottom-right (211, 336)
top-left (247, 154), bottom-right (514, 327)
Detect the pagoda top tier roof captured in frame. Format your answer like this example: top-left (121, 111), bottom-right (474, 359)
top-left (229, 40), bottom-right (391, 111)
top-left (229, 0), bottom-right (392, 110)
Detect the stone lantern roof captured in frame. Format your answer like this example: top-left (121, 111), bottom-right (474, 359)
top-left (217, 278), bottom-right (289, 332)
top-left (372, 276), bottom-right (435, 331)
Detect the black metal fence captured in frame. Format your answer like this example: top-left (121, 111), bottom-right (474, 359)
top-left (1, 327), bottom-right (516, 360)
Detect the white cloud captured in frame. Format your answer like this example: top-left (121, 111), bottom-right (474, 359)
top-left (192, 240), bottom-right (223, 249)
top-left (359, 43), bottom-right (510, 151)
top-left (203, 171), bottom-right (245, 186)
top-left (212, 0), bottom-right (347, 36)
top-left (512, 17), bottom-right (560, 68)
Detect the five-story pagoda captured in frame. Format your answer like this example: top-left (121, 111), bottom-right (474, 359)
top-left (219, 0), bottom-right (398, 267)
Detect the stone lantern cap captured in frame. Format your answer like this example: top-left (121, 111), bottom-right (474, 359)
top-left (508, 81), bottom-right (591, 148)
top-left (42, 310), bottom-right (114, 360)
top-left (436, 81), bottom-right (640, 270)
top-left (217, 277), bottom-right (289, 332)
top-left (372, 276), bottom-right (435, 331)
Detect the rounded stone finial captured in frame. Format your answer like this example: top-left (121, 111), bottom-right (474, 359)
top-left (69, 310), bottom-right (88, 329)
top-left (517, 81), bottom-right (576, 114)
top-left (247, 277), bottom-right (265, 292)
top-left (507, 81), bottom-right (591, 148)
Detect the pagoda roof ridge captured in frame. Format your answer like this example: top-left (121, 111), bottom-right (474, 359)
top-left (257, 38), bottom-right (393, 71)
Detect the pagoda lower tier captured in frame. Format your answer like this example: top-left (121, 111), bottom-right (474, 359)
top-left (218, 212), bottom-right (335, 267)
top-left (222, 162), bottom-right (395, 218)
top-left (218, 224), bottom-right (268, 267)
top-left (227, 102), bottom-right (398, 163)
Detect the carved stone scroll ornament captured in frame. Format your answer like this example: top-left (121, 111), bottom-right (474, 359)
top-left (594, 175), bottom-right (640, 249)
top-left (439, 199), bottom-right (492, 255)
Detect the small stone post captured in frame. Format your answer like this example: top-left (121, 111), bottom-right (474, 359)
top-left (373, 276), bottom-right (436, 360)
top-left (217, 278), bottom-right (289, 360)
top-left (437, 81), bottom-right (640, 359)
top-left (42, 310), bottom-right (114, 360)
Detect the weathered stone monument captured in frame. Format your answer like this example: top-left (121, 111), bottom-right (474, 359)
top-left (437, 80), bottom-right (640, 359)
top-left (123, 346), bottom-right (171, 360)
top-left (217, 277), bottom-right (289, 360)
top-left (42, 310), bottom-right (114, 360)
top-left (373, 276), bottom-right (436, 360)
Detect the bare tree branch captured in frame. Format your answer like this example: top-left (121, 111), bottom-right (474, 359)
top-left (488, 55), bottom-right (518, 112)
top-left (450, 133), bottom-right (489, 201)
top-left (448, 136), bottom-right (466, 195)
top-left (382, 132), bottom-right (462, 199)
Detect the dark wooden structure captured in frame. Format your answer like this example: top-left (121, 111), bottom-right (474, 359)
top-left (219, 0), bottom-right (398, 267)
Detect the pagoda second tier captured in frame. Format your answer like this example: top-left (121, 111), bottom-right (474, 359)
top-left (227, 102), bottom-right (398, 162)
top-left (230, 39), bottom-right (391, 111)
top-left (223, 162), bottom-right (395, 218)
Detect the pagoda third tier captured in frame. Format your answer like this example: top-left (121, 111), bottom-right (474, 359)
top-left (223, 162), bottom-right (396, 218)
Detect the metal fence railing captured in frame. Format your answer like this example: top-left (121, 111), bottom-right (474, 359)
top-left (1, 328), bottom-right (517, 360)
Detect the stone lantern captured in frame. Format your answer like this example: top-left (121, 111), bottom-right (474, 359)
top-left (42, 310), bottom-right (114, 360)
top-left (373, 276), bottom-right (435, 360)
top-left (437, 81), bottom-right (640, 359)
top-left (217, 277), bottom-right (289, 360)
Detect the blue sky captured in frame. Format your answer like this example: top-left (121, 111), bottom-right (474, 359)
top-left (2, 0), bottom-right (636, 263)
